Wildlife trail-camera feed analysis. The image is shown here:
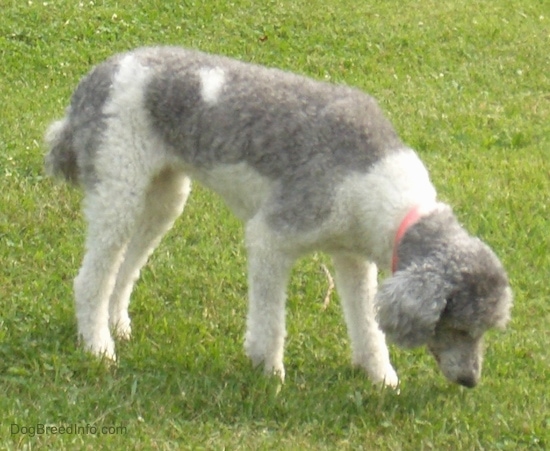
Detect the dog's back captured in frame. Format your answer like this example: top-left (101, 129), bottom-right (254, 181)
top-left (46, 47), bottom-right (403, 187)
top-left (142, 47), bottom-right (403, 174)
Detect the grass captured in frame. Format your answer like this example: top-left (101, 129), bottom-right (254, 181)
top-left (1, 0), bottom-right (549, 448)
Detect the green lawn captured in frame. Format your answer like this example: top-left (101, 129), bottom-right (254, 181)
top-left (1, 0), bottom-right (549, 449)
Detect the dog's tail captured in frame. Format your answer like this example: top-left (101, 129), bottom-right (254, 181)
top-left (44, 117), bottom-right (79, 185)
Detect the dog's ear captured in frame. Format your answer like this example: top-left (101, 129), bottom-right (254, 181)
top-left (375, 265), bottom-right (450, 348)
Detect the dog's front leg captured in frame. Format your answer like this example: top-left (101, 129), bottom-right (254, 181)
top-left (243, 217), bottom-right (293, 381)
top-left (332, 254), bottom-right (399, 387)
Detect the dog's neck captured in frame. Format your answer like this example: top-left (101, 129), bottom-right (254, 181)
top-left (391, 203), bottom-right (442, 272)
top-left (391, 202), bottom-right (462, 273)
top-left (391, 206), bottom-right (423, 272)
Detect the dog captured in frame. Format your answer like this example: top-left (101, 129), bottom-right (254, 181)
top-left (45, 46), bottom-right (512, 388)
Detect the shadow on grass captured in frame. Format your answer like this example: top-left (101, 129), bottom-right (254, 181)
top-left (2, 318), bottom-right (462, 436)
top-left (110, 346), bottom-right (460, 431)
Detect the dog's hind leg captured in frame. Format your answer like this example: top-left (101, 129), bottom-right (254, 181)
top-left (243, 215), bottom-right (294, 380)
top-left (74, 182), bottom-right (146, 360)
top-left (108, 167), bottom-right (191, 340)
top-left (332, 254), bottom-right (399, 387)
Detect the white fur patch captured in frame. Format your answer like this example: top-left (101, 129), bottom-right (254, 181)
top-left (108, 54), bottom-right (150, 110)
top-left (336, 149), bottom-right (439, 268)
top-left (192, 162), bottom-right (272, 221)
top-left (98, 54), bottom-right (172, 183)
top-left (199, 67), bottom-right (225, 104)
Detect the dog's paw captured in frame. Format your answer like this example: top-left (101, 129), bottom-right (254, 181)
top-left (355, 361), bottom-right (399, 389)
top-left (110, 319), bottom-right (132, 341)
top-left (245, 344), bottom-right (285, 382)
top-left (109, 311), bottom-right (132, 340)
top-left (86, 342), bottom-right (116, 361)
top-left (246, 353), bottom-right (286, 382)
top-left (263, 363), bottom-right (285, 383)
top-left (372, 364), bottom-right (399, 389)
top-left (80, 329), bottom-right (117, 361)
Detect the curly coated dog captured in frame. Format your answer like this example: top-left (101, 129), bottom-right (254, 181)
top-left (45, 47), bottom-right (512, 388)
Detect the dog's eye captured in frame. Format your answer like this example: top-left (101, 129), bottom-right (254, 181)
top-left (442, 296), bottom-right (455, 316)
top-left (455, 330), bottom-right (470, 338)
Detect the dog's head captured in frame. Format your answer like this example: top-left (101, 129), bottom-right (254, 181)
top-left (375, 207), bottom-right (512, 387)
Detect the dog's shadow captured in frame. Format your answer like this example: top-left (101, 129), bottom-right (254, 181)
top-left (31, 318), bottom-right (462, 428)
top-left (108, 345), bottom-right (460, 429)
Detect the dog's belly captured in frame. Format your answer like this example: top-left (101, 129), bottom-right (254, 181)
top-left (191, 162), bottom-right (274, 221)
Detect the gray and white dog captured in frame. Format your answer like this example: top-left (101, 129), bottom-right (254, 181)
top-left (45, 46), bottom-right (512, 388)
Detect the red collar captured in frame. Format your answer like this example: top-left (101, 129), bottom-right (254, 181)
top-left (391, 206), bottom-right (423, 273)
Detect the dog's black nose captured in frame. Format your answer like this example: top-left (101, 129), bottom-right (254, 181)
top-left (457, 376), bottom-right (477, 388)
